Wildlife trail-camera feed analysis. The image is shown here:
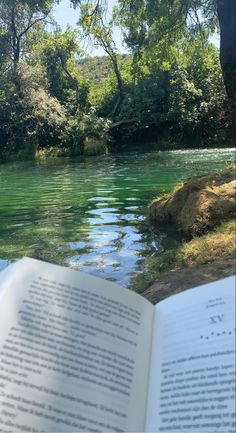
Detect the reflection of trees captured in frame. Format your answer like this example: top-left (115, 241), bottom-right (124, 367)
top-left (0, 154), bottom-right (162, 267)
top-left (0, 159), bottom-right (97, 262)
top-left (113, 231), bottom-right (126, 252)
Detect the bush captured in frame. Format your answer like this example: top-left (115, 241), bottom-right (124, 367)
top-left (0, 65), bottom-right (67, 160)
top-left (59, 115), bottom-right (85, 155)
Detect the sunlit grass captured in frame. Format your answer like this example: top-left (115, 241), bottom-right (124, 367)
top-left (178, 220), bottom-right (235, 266)
top-left (131, 220), bottom-right (235, 292)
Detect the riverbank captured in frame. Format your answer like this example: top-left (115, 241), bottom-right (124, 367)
top-left (141, 166), bottom-right (235, 302)
top-left (1, 141), bottom-right (235, 164)
top-left (142, 253), bottom-right (235, 304)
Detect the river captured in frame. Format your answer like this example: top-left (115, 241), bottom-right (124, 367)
top-left (0, 148), bottom-right (234, 289)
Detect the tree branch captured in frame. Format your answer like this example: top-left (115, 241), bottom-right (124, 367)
top-left (109, 118), bottom-right (137, 129)
top-left (19, 14), bottom-right (49, 39)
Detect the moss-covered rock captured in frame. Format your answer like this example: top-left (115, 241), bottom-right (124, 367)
top-left (149, 166), bottom-right (235, 235)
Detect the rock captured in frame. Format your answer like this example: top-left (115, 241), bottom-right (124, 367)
top-left (149, 167), bottom-right (236, 236)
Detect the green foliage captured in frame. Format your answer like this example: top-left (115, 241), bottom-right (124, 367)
top-left (166, 41), bottom-right (227, 145)
top-left (59, 114), bottom-right (85, 154)
top-left (79, 55), bottom-right (113, 84)
top-left (76, 30), bottom-right (229, 148)
top-left (81, 108), bottom-right (111, 141)
top-left (0, 64), bottom-right (66, 160)
top-left (81, 55), bottom-right (130, 118)
top-left (116, 0), bottom-right (218, 56)
top-left (35, 28), bottom-right (89, 110)
top-left (0, 0), bottom-right (54, 71)
top-left (59, 108), bottom-right (111, 156)
top-left (78, 2), bottom-right (125, 116)
top-left (0, 0), bottom-right (233, 161)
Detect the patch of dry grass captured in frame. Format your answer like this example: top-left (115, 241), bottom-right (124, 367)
top-left (83, 138), bottom-right (108, 156)
top-left (178, 220), bottom-right (235, 266)
top-left (149, 166), bottom-right (235, 235)
top-left (131, 220), bottom-right (235, 292)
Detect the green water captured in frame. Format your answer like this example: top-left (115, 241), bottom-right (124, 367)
top-left (0, 148), bottom-right (234, 288)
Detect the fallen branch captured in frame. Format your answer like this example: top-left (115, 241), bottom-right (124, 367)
top-left (109, 118), bottom-right (137, 129)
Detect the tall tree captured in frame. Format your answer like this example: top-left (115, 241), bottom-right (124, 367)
top-left (217, 0), bottom-right (236, 113)
top-left (38, 28), bottom-right (83, 110)
top-left (78, 0), bottom-right (235, 111)
top-left (73, 1), bottom-right (124, 117)
top-left (0, 0), bottom-right (53, 74)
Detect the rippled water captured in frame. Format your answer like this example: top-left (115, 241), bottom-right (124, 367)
top-left (0, 149), bottom-right (234, 288)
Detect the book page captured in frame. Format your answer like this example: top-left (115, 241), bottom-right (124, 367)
top-left (0, 257), bottom-right (154, 432)
top-left (145, 276), bottom-right (235, 433)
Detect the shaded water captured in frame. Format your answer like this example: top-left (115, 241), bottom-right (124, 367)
top-left (0, 149), bottom-right (234, 288)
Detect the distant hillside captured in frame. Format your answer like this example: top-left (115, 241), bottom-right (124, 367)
top-left (79, 54), bottom-right (130, 85)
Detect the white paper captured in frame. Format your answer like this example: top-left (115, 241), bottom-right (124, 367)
top-left (0, 258), bottom-right (154, 432)
top-left (146, 276), bottom-right (236, 433)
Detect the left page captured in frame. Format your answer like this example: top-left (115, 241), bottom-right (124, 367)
top-left (0, 257), bottom-right (154, 432)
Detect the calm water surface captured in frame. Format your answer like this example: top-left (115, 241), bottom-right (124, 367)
top-left (0, 149), bottom-right (234, 288)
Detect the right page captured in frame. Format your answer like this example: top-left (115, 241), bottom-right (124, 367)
top-left (145, 276), bottom-right (235, 433)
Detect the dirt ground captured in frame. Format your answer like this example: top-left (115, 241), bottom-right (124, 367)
top-left (142, 253), bottom-right (235, 304)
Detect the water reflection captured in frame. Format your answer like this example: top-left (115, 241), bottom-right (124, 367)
top-left (67, 225), bottom-right (148, 286)
top-left (0, 148), bottom-right (234, 287)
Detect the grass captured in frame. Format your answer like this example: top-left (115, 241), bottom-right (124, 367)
top-left (133, 166), bottom-right (236, 292)
top-left (149, 165), bottom-right (235, 235)
top-left (36, 146), bottom-right (82, 158)
top-left (36, 140), bottom-right (108, 158)
top-left (178, 220), bottom-right (235, 266)
top-left (132, 219), bottom-right (235, 293)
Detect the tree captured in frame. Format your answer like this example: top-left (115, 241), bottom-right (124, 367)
top-left (0, 0), bottom-right (53, 75)
top-left (37, 28), bottom-right (86, 111)
top-left (77, 2), bottom-right (124, 117)
top-left (217, 0), bottom-right (236, 113)
top-left (81, 0), bottom-right (235, 111)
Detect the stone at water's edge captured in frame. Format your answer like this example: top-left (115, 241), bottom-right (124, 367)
top-left (149, 166), bottom-right (236, 236)
top-left (142, 254), bottom-right (235, 304)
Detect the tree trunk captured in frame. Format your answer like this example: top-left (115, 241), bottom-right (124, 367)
top-left (108, 54), bottom-right (124, 118)
top-left (60, 60), bottom-right (80, 111)
top-left (217, 0), bottom-right (236, 114)
top-left (13, 37), bottom-right (20, 72)
top-left (12, 37), bottom-right (22, 96)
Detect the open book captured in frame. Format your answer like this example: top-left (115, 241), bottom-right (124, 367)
top-left (0, 257), bottom-right (235, 432)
